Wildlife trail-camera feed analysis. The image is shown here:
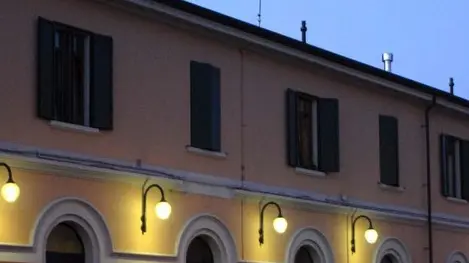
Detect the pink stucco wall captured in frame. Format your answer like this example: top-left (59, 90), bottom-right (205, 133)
top-left (1, 0), bottom-right (469, 262)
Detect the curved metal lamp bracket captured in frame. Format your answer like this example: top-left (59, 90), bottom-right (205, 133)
top-left (140, 179), bottom-right (166, 235)
top-left (0, 162), bottom-right (14, 183)
top-left (351, 214), bottom-right (374, 254)
top-left (258, 201), bottom-right (283, 246)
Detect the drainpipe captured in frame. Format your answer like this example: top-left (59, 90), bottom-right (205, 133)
top-left (425, 95), bottom-right (436, 263)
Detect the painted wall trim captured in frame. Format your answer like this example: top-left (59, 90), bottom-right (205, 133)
top-left (445, 251), bottom-right (469, 263)
top-left (285, 227), bottom-right (335, 263)
top-left (372, 237), bottom-right (412, 263)
top-left (112, 0), bottom-right (469, 117)
top-left (176, 213), bottom-right (238, 263)
top-left (0, 196), bottom-right (251, 263)
top-left (1, 141), bottom-right (469, 231)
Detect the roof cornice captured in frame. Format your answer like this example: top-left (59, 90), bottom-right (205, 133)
top-left (110, 0), bottom-right (469, 116)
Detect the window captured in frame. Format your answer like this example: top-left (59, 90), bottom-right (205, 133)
top-left (190, 61), bottom-right (221, 152)
top-left (440, 134), bottom-right (469, 200)
top-left (294, 246), bottom-right (315, 263)
top-left (37, 17), bottom-right (113, 130)
top-left (286, 89), bottom-right (340, 172)
top-left (186, 236), bottom-right (214, 263)
top-left (46, 223), bottom-right (85, 263)
top-left (379, 115), bottom-right (399, 187)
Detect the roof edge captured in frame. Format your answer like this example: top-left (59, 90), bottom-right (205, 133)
top-left (129, 0), bottom-right (469, 114)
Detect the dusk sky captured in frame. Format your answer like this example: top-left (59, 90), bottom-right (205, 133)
top-left (186, 0), bottom-right (469, 99)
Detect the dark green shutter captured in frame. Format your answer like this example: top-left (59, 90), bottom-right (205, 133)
top-left (286, 89), bottom-right (298, 167)
top-left (209, 66), bottom-right (221, 151)
top-left (317, 98), bottom-right (340, 172)
top-left (90, 33), bottom-right (113, 130)
top-left (37, 17), bottom-right (55, 120)
top-left (379, 115), bottom-right (399, 186)
top-left (440, 134), bottom-right (450, 197)
top-left (190, 61), bottom-right (221, 151)
top-left (460, 140), bottom-right (469, 201)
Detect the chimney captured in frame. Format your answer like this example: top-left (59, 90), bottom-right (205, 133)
top-left (301, 20), bottom-right (307, 43)
top-left (382, 52), bottom-right (393, 72)
top-left (449, 77), bottom-right (454, 95)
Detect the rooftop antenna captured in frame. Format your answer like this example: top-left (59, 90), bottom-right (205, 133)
top-left (257, 0), bottom-right (262, 27)
top-left (301, 20), bottom-right (307, 43)
top-left (449, 77), bottom-right (454, 95)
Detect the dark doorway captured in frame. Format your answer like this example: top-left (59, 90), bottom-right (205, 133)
top-left (46, 223), bottom-right (85, 263)
top-left (294, 245), bottom-right (315, 263)
top-left (186, 236), bottom-right (214, 263)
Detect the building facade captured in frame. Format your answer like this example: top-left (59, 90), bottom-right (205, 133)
top-left (0, 1), bottom-right (469, 263)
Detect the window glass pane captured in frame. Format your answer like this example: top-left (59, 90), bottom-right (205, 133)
top-left (53, 29), bottom-right (87, 126)
top-left (297, 96), bottom-right (314, 169)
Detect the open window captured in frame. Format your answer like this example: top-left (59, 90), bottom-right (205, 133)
top-left (286, 89), bottom-right (340, 173)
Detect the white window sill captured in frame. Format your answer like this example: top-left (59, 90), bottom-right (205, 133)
top-left (186, 146), bottom-right (227, 159)
top-left (294, 167), bottom-right (326, 178)
top-left (50, 121), bottom-right (100, 134)
top-left (446, 197), bottom-right (468, 204)
top-left (378, 182), bottom-right (405, 192)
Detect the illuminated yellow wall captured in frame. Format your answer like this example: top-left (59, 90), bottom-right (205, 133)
top-left (0, 168), bottom-right (467, 263)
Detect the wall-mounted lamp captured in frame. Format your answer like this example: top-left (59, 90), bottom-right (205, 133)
top-left (258, 201), bottom-right (288, 246)
top-left (351, 215), bottom-right (378, 254)
top-left (1, 163), bottom-right (20, 203)
top-left (140, 179), bottom-right (172, 235)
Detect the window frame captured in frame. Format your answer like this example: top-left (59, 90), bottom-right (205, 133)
top-left (52, 23), bottom-right (92, 127)
top-left (442, 135), bottom-right (464, 199)
top-left (37, 17), bottom-right (114, 131)
top-left (53, 24), bottom-right (94, 128)
top-left (295, 91), bottom-right (319, 171)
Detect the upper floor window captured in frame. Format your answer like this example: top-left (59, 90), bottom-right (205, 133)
top-left (379, 115), bottom-right (400, 187)
top-left (440, 134), bottom-right (469, 200)
top-left (189, 61), bottom-right (221, 152)
top-left (37, 17), bottom-right (113, 130)
top-left (286, 89), bottom-right (340, 173)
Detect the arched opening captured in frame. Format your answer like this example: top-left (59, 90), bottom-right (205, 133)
top-left (381, 254), bottom-right (398, 263)
top-left (285, 227), bottom-right (334, 263)
top-left (45, 223), bottom-right (85, 263)
top-left (294, 245), bottom-right (317, 263)
top-left (186, 236), bottom-right (214, 263)
top-left (373, 238), bottom-right (411, 263)
top-left (446, 251), bottom-right (469, 263)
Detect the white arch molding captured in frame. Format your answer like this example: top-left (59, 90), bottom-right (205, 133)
top-left (176, 213), bottom-right (238, 263)
top-left (31, 197), bottom-right (113, 263)
top-left (446, 251), bottom-right (469, 263)
top-left (285, 227), bottom-right (335, 263)
top-left (373, 237), bottom-right (412, 263)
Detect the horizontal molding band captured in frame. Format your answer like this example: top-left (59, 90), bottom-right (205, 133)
top-left (0, 141), bottom-right (468, 230)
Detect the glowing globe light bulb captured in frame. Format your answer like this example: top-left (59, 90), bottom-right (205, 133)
top-left (273, 216), bottom-right (288, 234)
top-left (1, 182), bottom-right (20, 203)
top-left (155, 201), bottom-right (171, 220)
top-left (364, 228), bottom-right (378, 244)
